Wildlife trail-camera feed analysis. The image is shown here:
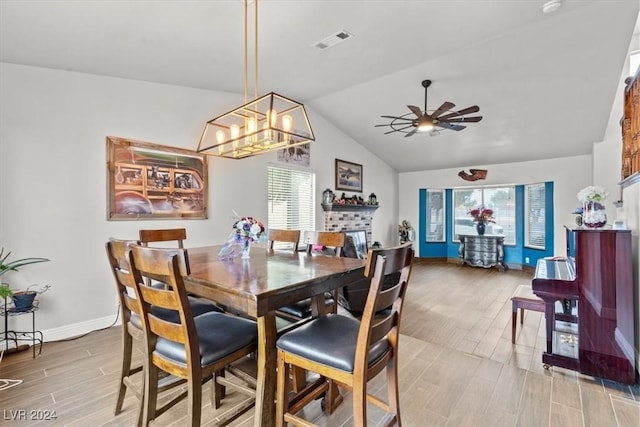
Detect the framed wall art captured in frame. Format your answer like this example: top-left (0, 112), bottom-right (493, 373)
top-left (277, 142), bottom-right (310, 166)
top-left (335, 158), bottom-right (363, 193)
top-left (107, 136), bottom-right (208, 220)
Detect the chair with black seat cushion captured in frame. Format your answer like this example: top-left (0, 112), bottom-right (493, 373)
top-left (106, 239), bottom-right (225, 425)
top-left (276, 231), bottom-right (346, 321)
top-left (138, 228), bottom-right (224, 313)
top-left (129, 245), bottom-right (258, 427)
top-left (268, 228), bottom-right (300, 252)
top-left (275, 244), bottom-right (414, 427)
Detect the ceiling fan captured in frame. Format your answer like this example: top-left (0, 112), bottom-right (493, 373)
top-left (376, 80), bottom-right (483, 137)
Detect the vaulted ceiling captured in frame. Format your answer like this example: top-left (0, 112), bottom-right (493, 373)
top-left (1, 0), bottom-right (638, 172)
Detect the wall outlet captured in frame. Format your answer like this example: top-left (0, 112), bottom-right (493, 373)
top-left (525, 257), bottom-right (530, 264)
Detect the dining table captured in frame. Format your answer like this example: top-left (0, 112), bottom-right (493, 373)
top-left (184, 245), bottom-right (366, 427)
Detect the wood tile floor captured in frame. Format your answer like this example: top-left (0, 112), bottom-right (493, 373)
top-left (1, 260), bottom-right (638, 426)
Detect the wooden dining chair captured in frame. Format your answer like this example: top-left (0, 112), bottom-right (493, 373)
top-left (267, 228), bottom-right (300, 252)
top-left (275, 244), bottom-right (414, 427)
top-left (276, 231), bottom-right (346, 322)
top-left (138, 228), bottom-right (224, 312)
top-left (106, 238), bottom-right (227, 424)
top-left (305, 230), bottom-right (346, 257)
top-left (128, 245), bottom-right (258, 427)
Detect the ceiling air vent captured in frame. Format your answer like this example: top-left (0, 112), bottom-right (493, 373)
top-left (312, 30), bottom-right (354, 50)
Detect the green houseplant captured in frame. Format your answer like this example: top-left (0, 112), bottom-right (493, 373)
top-left (0, 248), bottom-right (50, 309)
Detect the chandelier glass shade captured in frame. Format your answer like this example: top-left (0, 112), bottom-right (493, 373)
top-left (197, 0), bottom-right (314, 159)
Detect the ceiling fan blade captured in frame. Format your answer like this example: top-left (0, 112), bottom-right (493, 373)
top-left (440, 116), bottom-right (483, 123)
top-left (437, 122), bottom-right (466, 131)
top-left (385, 125), bottom-right (414, 134)
top-left (380, 115), bottom-right (413, 120)
top-left (404, 128), bottom-right (419, 137)
top-left (407, 105), bottom-right (423, 118)
top-left (430, 101), bottom-right (455, 119)
top-left (437, 106), bottom-right (480, 121)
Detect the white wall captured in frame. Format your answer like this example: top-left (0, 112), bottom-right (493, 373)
top-left (0, 63), bottom-right (397, 338)
top-left (399, 155), bottom-right (593, 257)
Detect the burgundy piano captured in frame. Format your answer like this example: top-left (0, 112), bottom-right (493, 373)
top-left (532, 227), bottom-right (637, 384)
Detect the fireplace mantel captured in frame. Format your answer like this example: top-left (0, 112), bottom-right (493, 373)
top-left (321, 203), bottom-right (379, 212)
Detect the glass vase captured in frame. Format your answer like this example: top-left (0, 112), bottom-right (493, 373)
top-left (582, 201), bottom-right (607, 228)
top-left (476, 222), bottom-right (486, 235)
top-left (241, 239), bottom-right (251, 259)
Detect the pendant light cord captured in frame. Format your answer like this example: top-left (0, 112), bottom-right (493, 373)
top-left (254, 0), bottom-right (258, 101)
top-left (244, 0), bottom-right (248, 104)
top-left (243, 0), bottom-right (259, 103)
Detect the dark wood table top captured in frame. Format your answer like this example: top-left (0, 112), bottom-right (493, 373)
top-left (185, 244), bottom-right (366, 317)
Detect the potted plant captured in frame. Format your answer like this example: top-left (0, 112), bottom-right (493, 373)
top-left (0, 248), bottom-right (50, 310)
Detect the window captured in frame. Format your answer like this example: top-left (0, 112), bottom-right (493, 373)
top-left (425, 189), bottom-right (445, 242)
top-left (525, 183), bottom-right (545, 249)
top-left (267, 166), bottom-right (315, 248)
top-left (452, 186), bottom-right (515, 244)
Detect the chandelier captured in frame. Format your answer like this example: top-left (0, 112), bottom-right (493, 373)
top-left (197, 0), bottom-right (315, 159)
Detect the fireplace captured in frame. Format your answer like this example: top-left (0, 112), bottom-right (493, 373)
top-left (321, 203), bottom-right (379, 246)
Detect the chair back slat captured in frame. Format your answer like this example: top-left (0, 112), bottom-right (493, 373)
top-left (268, 229), bottom-right (301, 252)
top-left (369, 314), bottom-right (397, 344)
top-left (374, 282), bottom-right (404, 312)
top-left (305, 231), bottom-right (346, 256)
top-left (106, 239), bottom-right (144, 321)
top-left (139, 228), bottom-right (187, 248)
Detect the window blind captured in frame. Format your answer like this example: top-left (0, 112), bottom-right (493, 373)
top-left (525, 183), bottom-right (545, 249)
top-left (267, 166), bottom-right (315, 247)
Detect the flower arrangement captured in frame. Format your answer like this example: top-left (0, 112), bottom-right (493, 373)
top-left (398, 220), bottom-right (413, 237)
top-left (468, 207), bottom-right (495, 224)
top-left (577, 186), bottom-right (608, 205)
top-left (232, 216), bottom-right (265, 243)
top-left (219, 215), bottom-right (265, 260)
top-left (398, 220), bottom-right (415, 242)
top-left (577, 186), bottom-right (608, 228)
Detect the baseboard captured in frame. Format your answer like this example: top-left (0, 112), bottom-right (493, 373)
top-left (41, 313), bottom-right (121, 343)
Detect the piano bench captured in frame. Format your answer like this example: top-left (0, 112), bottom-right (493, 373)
top-left (511, 285), bottom-right (545, 344)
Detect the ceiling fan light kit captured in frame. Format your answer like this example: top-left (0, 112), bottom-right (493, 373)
top-left (197, 0), bottom-right (314, 159)
top-left (376, 79), bottom-right (483, 137)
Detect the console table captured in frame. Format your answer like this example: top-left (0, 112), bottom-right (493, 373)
top-left (458, 234), bottom-right (506, 271)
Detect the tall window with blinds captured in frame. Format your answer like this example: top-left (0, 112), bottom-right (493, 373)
top-left (425, 189), bottom-right (445, 242)
top-left (525, 183), bottom-right (545, 249)
top-left (267, 166), bottom-right (315, 247)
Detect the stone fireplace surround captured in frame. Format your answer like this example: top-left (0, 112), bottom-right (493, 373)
top-left (321, 203), bottom-right (379, 246)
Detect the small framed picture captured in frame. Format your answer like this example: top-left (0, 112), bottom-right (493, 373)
top-left (335, 159), bottom-right (363, 193)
